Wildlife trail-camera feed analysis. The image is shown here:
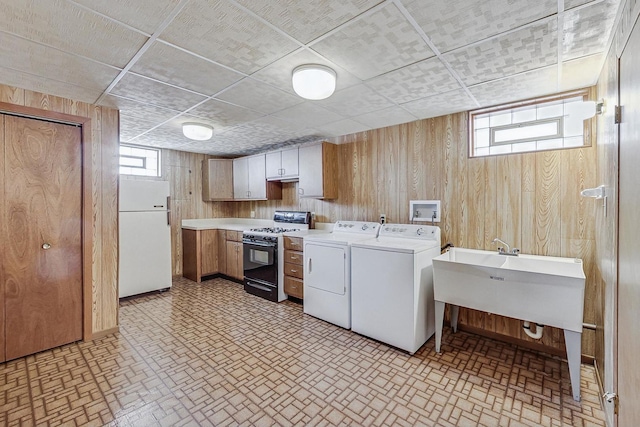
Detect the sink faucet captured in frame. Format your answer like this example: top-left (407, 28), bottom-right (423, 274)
top-left (492, 238), bottom-right (520, 256)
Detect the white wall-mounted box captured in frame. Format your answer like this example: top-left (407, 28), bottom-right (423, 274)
top-left (410, 200), bottom-right (441, 223)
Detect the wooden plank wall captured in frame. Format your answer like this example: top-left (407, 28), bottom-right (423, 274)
top-left (0, 83), bottom-right (119, 336)
top-left (168, 101), bottom-right (599, 357)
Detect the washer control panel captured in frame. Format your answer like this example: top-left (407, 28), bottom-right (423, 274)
top-left (333, 221), bottom-right (380, 235)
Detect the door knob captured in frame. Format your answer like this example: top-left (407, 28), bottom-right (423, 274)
top-left (42, 243), bottom-right (51, 250)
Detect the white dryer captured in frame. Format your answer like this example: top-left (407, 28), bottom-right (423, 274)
top-left (351, 224), bottom-right (441, 354)
top-left (303, 221), bottom-right (380, 329)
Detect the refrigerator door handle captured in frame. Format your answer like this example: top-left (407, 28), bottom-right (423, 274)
top-left (167, 211), bottom-right (171, 226)
top-left (166, 196), bottom-right (171, 210)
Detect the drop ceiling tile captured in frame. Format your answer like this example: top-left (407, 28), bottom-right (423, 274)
top-left (561, 53), bottom-right (604, 91)
top-left (131, 42), bottom-right (244, 96)
top-left (160, 0), bottom-right (299, 74)
top-left (100, 94), bottom-right (182, 124)
top-left (0, 64), bottom-right (103, 104)
top-left (352, 106), bottom-right (417, 129)
top-left (251, 48), bottom-right (361, 95)
top-left (403, 0), bottom-right (557, 53)
top-left (314, 119), bottom-right (370, 137)
top-left (315, 84), bottom-right (394, 117)
top-left (189, 98), bottom-right (265, 128)
top-left (119, 115), bottom-right (160, 142)
top-left (401, 88), bottom-right (478, 119)
top-left (0, 0), bottom-right (147, 68)
top-left (311, 3), bottom-right (434, 80)
top-left (110, 73), bottom-right (207, 111)
top-left (443, 20), bottom-right (558, 86)
top-left (564, 0), bottom-right (596, 10)
top-left (563, 0), bottom-right (619, 61)
top-left (366, 57), bottom-right (460, 104)
top-left (468, 66), bottom-right (559, 107)
top-left (72, 0), bottom-right (181, 34)
top-left (214, 77), bottom-right (303, 114)
top-left (234, 0), bottom-right (382, 43)
top-left (0, 32), bottom-right (120, 92)
top-left (270, 101), bottom-right (344, 127)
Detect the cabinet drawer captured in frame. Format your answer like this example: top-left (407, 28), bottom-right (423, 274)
top-left (284, 249), bottom-right (303, 265)
top-left (284, 236), bottom-right (303, 250)
top-left (284, 276), bottom-right (303, 299)
top-left (226, 230), bottom-right (242, 242)
top-left (284, 262), bottom-right (303, 279)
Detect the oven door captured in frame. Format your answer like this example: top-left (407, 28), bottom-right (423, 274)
top-left (243, 240), bottom-right (277, 285)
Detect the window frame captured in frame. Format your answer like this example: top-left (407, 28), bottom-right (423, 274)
top-left (468, 89), bottom-right (593, 158)
top-left (119, 143), bottom-right (162, 177)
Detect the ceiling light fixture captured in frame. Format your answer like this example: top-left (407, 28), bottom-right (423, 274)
top-left (182, 122), bottom-right (213, 140)
top-left (292, 64), bottom-right (337, 100)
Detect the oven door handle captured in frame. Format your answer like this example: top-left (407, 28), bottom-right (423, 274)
top-left (243, 240), bottom-right (277, 248)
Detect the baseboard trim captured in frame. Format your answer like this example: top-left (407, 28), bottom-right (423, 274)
top-left (89, 326), bottom-right (119, 340)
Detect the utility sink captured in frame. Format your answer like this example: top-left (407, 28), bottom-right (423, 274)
top-left (432, 247), bottom-right (586, 401)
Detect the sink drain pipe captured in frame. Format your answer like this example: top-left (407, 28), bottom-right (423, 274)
top-left (523, 321), bottom-right (544, 339)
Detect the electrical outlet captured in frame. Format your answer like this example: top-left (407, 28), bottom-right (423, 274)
top-left (250, 211), bottom-right (255, 218)
top-left (380, 214), bottom-right (386, 224)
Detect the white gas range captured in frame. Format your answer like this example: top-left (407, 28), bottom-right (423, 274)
top-left (242, 211), bottom-right (311, 302)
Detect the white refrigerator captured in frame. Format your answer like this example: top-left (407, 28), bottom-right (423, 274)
top-left (119, 179), bottom-right (172, 298)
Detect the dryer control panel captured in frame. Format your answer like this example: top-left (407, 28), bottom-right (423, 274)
top-left (379, 224), bottom-right (441, 241)
top-left (333, 221), bottom-right (380, 236)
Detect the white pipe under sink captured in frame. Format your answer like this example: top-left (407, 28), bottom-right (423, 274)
top-left (523, 321), bottom-right (544, 339)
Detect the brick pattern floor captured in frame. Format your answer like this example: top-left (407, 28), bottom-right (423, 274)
top-left (0, 277), bottom-right (605, 426)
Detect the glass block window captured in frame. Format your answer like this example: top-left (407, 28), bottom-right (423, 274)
top-left (119, 144), bottom-right (161, 177)
top-left (469, 90), bottom-right (593, 158)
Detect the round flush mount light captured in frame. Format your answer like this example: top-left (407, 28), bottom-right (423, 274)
top-left (292, 64), bottom-right (337, 100)
top-left (182, 122), bottom-right (213, 141)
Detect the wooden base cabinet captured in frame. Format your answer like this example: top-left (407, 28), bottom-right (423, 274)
top-left (182, 228), bottom-right (220, 283)
top-left (283, 237), bottom-right (304, 299)
top-left (182, 228), bottom-right (244, 282)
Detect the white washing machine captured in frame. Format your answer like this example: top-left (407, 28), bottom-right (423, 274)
top-left (303, 221), bottom-right (380, 329)
top-left (351, 224), bottom-right (441, 354)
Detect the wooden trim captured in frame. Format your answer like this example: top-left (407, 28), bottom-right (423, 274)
top-left (0, 102), bottom-right (95, 341)
top-left (89, 326), bottom-right (119, 341)
top-left (0, 101), bottom-right (91, 125)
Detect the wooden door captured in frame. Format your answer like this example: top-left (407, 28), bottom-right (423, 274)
top-left (247, 154), bottom-right (266, 199)
top-left (618, 15), bottom-right (640, 425)
top-left (0, 114), bottom-right (5, 362)
top-left (226, 241), bottom-right (239, 280)
top-left (2, 115), bottom-right (83, 361)
top-left (233, 157), bottom-right (248, 199)
top-left (201, 229), bottom-right (218, 276)
top-left (298, 143), bottom-right (323, 197)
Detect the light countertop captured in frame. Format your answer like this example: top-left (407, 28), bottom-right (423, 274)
top-left (181, 219), bottom-right (335, 234)
top-left (181, 218), bottom-right (272, 231)
top-left (283, 229), bottom-right (332, 238)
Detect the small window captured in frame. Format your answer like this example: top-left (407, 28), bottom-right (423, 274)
top-left (119, 144), bottom-right (161, 177)
top-left (469, 90), bottom-right (593, 158)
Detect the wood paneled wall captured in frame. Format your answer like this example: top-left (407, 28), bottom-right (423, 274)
top-left (0, 83), bottom-right (119, 337)
top-left (169, 99), bottom-right (599, 357)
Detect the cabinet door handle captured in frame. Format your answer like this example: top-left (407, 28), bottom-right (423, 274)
top-left (291, 256), bottom-right (298, 261)
top-left (298, 188), bottom-right (304, 195)
top-left (42, 243), bottom-right (52, 250)
top-left (290, 269), bottom-right (298, 273)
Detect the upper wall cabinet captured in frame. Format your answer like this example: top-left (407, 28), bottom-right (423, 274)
top-left (202, 159), bottom-right (234, 201)
top-left (298, 142), bottom-right (338, 199)
top-left (233, 154), bottom-right (282, 200)
top-left (266, 147), bottom-right (299, 181)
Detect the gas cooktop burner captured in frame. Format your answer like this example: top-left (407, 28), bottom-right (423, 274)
top-left (248, 227), bottom-right (301, 234)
